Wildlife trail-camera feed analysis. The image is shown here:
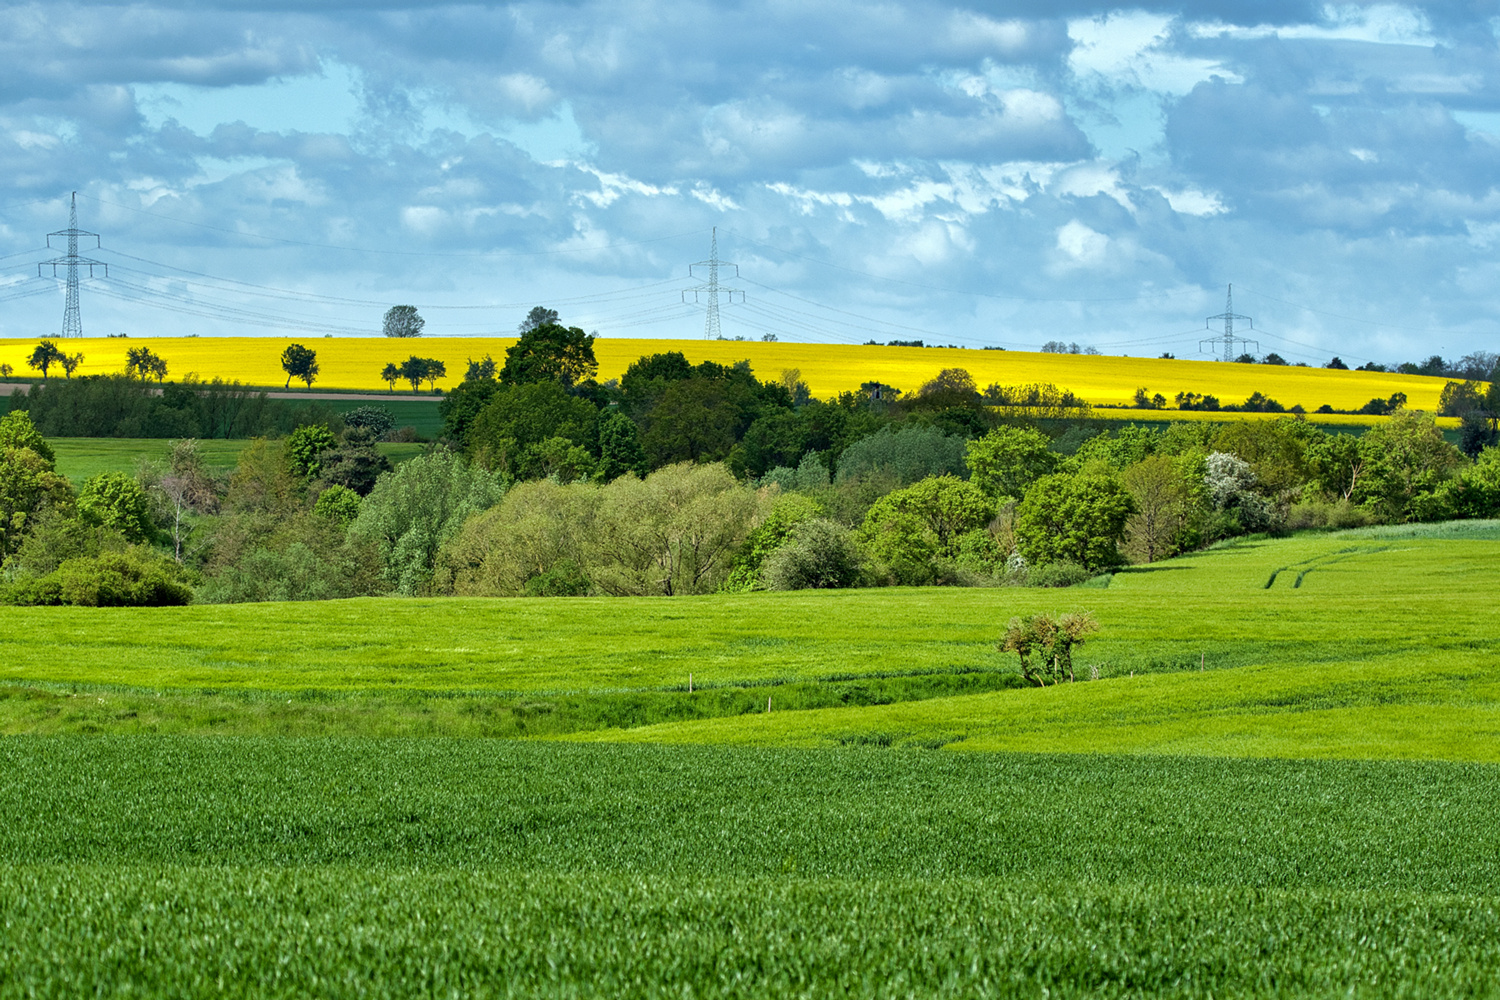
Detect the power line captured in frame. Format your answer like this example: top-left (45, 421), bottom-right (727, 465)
top-left (78, 193), bottom-right (708, 258)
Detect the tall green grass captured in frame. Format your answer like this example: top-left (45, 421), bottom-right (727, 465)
top-left (3, 739), bottom-right (1500, 997)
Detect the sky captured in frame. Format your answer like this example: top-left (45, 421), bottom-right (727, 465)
top-left (1, 1), bottom-right (1498, 366)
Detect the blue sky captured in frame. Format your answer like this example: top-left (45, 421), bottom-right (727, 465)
top-left (1, 1), bottom-right (1498, 365)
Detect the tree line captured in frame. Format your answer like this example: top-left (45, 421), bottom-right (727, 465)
top-left (3, 309), bottom-right (1498, 606)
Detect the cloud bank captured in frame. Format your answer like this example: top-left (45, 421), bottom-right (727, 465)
top-left (0, 1), bottom-right (1497, 365)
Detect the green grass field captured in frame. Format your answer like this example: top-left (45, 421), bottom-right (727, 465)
top-left (5, 523), bottom-right (1500, 995)
top-left (48, 436), bottom-right (426, 483)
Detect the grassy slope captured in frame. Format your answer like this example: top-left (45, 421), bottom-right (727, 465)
top-left (5, 524), bottom-right (1499, 760)
top-left (48, 437), bottom-right (425, 483)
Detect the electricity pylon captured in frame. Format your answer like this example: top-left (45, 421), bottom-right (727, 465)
top-left (682, 227), bottom-right (744, 339)
top-left (39, 192), bottom-right (107, 338)
top-left (1200, 284), bottom-right (1257, 362)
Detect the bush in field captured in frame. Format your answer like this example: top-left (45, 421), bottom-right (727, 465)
top-left (1353, 411), bottom-right (1465, 521)
top-left (0, 438), bottom-right (73, 560)
top-left (341, 406), bottom-right (396, 440)
top-left (353, 450), bottom-right (507, 595)
top-left (1014, 473), bottom-right (1134, 571)
top-left (1203, 452), bottom-right (1275, 533)
top-left (999, 610), bottom-right (1099, 685)
top-left (2, 549), bottom-right (192, 607)
top-left (761, 518), bottom-right (865, 590)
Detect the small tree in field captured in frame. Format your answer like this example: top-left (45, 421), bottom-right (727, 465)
top-left (383, 305), bottom-right (425, 338)
top-left (28, 340), bottom-right (64, 378)
top-left (1000, 611), bottom-right (1099, 685)
top-left (380, 362), bottom-right (401, 393)
top-left (280, 343), bottom-right (319, 388)
top-left (125, 347), bottom-right (168, 382)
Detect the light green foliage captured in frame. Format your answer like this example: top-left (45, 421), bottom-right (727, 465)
top-left (760, 518), bottom-right (864, 590)
top-left (0, 447), bottom-right (74, 558)
top-left (964, 425), bottom-right (1055, 500)
top-left (722, 491), bottom-right (823, 591)
top-left (353, 449), bottom-right (506, 595)
top-left (834, 424), bottom-right (967, 485)
top-left (314, 484), bottom-right (362, 527)
top-left (438, 463), bottom-right (768, 597)
top-left (1212, 418), bottom-right (1319, 494)
top-left (76, 472), bottom-right (154, 543)
top-left (284, 423), bottom-right (337, 480)
top-left (1015, 472), bottom-right (1135, 570)
top-left (859, 475), bottom-right (996, 584)
top-left (0, 410), bottom-right (54, 463)
top-left (1354, 409), bottom-right (1465, 520)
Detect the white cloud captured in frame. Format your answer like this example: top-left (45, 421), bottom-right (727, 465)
top-left (1147, 185), bottom-right (1226, 216)
top-left (1055, 220), bottom-right (1110, 266)
top-left (1068, 12), bottom-right (1240, 95)
top-left (1189, 4), bottom-right (1435, 47)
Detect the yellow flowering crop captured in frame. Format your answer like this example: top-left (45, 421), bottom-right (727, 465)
top-left (0, 335), bottom-right (1456, 414)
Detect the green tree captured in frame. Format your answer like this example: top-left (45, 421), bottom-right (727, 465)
top-left (0, 411), bottom-right (55, 464)
top-left (1354, 410), bottom-right (1464, 520)
top-left (77, 472), bottom-right (155, 543)
top-left (0, 444), bottom-right (73, 558)
top-left (380, 362), bottom-right (401, 393)
top-left (518, 306), bottom-right (560, 332)
top-left (1120, 454), bottom-right (1196, 563)
top-left (27, 340), bottom-right (64, 379)
top-left (1015, 472), bottom-right (1136, 571)
top-left (383, 305), bottom-right (425, 338)
top-left (285, 424), bottom-right (338, 480)
top-left (125, 347), bottom-right (168, 382)
top-left (313, 484), bottom-right (363, 527)
top-left (59, 352), bottom-right (84, 378)
top-left (965, 425), bottom-right (1057, 500)
top-left (597, 410), bottom-right (648, 481)
top-left (280, 344), bottom-right (319, 388)
top-left (467, 381), bottom-right (600, 477)
top-left (352, 450), bottom-right (507, 595)
top-left (859, 475), bottom-right (995, 583)
top-left (500, 323), bottom-right (598, 388)
top-left (397, 356), bottom-right (430, 393)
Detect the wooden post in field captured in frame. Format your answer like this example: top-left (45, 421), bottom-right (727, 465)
top-left (1200, 652), bottom-right (1205, 672)
top-left (767, 695), bottom-right (772, 713)
top-left (689, 673), bottom-right (693, 693)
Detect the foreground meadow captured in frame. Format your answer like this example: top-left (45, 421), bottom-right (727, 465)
top-left (0, 335), bottom-right (1453, 410)
top-left (4, 524), bottom-right (1500, 996)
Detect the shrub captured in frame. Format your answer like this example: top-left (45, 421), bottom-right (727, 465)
top-left (523, 559), bottom-right (591, 597)
top-left (1014, 473), bottom-right (1135, 571)
top-left (1025, 561), bottom-right (1095, 588)
top-left (2, 549), bottom-right (192, 607)
top-left (342, 406), bottom-right (396, 440)
top-left (999, 611), bottom-right (1099, 685)
top-left (761, 519), bottom-right (865, 590)
top-left (314, 485), bottom-right (363, 527)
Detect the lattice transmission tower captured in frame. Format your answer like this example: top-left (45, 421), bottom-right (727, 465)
top-left (1200, 283), bottom-right (1257, 362)
top-left (682, 227), bottom-right (744, 339)
top-left (39, 192), bottom-right (107, 338)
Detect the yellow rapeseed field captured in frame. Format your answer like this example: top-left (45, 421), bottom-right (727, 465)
top-left (0, 335), bottom-right (1457, 413)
